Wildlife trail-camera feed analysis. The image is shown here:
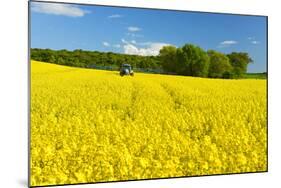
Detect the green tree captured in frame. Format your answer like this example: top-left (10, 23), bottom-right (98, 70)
top-left (159, 45), bottom-right (178, 73)
top-left (207, 50), bottom-right (232, 78)
top-left (30, 47), bottom-right (252, 79)
top-left (56, 57), bottom-right (65, 65)
top-left (177, 44), bottom-right (209, 77)
top-left (227, 52), bottom-right (253, 77)
top-left (49, 55), bottom-right (56, 63)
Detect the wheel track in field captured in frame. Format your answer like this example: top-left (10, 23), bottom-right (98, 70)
top-left (121, 79), bottom-right (139, 121)
top-left (159, 82), bottom-right (184, 110)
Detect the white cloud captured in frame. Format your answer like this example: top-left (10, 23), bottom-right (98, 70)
top-left (123, 42), bottom-right (172, 56)
top-left (121, 39), bottom-right (151, 46)
top-left (220, 40), bottom-right (238, 45)
top-left (121, 38), bottom-right (130, 44)
top-left (102, 42), bottom-right (110, 47)
top-left (31, 2), bottom-right (90, 17)
top-left (247, 37), bottom-right (260, 44)
top-left (218, 40), bottom-right (238, 48)
top-left (108, 14), bottom-right (122, 18)
top-left (128, 26), bottom-right (141, 32)
top-left (124, 44), bottom-right (140, 55)
top-left (251, 40), bottom-right (260, 44)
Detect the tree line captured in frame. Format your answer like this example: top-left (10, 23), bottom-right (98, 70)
top-left (31, 48), bottom-right (161, 70)
top-left (31, 44), bottom-right (253, 79)
top-left (159, 44), bottom-right (253, 78)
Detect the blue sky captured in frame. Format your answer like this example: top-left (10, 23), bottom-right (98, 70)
top-left (30, 1), bottom-right (267, 73)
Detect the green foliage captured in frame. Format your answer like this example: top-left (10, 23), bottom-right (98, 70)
top-left (180, 44), bottom-right (209, 77)
top-left (31, 44), bottom-right (256, 79)
top-left (207, 50), bottom-right (232, 78)
top-left (159, 44), bottom-right (254, 79)
top-left (31, 48), bottom-right (162, 71)
top-left (160, 44), bottom-right (209, 77)
top-left (243, 73), bottom-right (267, 79)
top-left (159, 46), bottom-right (178, 73)
top-left (222, 71), bottom-right (234, 79)
top-left (227, 52), bottom-right (253, 77)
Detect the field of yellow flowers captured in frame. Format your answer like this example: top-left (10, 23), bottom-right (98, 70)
top-left (30, 60), bottom-right (267, 186)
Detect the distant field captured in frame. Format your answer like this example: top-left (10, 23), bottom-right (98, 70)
top-left (243, 73), bottom-right (267, 79)
top-left (31, 60), bottom-right (267, 186)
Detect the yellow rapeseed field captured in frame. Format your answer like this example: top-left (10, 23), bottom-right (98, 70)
top-left (31, 60), bottom-right (267, 186)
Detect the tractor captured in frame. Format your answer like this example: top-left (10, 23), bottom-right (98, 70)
top-left (120, 64), bottom-right (134, 76)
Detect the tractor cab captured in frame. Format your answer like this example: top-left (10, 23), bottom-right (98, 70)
top-left (120, 64), bottom-right (134, 76)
